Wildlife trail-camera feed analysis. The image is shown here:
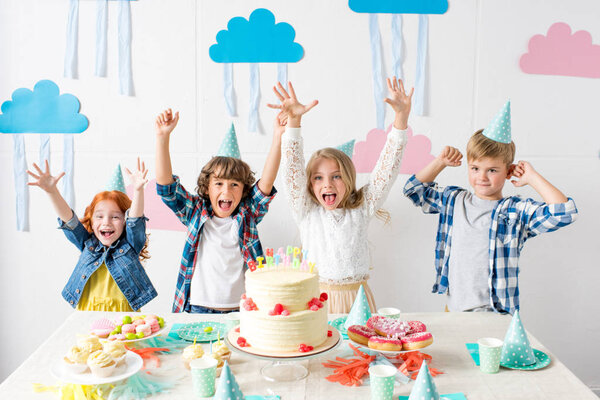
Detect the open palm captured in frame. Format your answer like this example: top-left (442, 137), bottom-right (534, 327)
top-left (384, 77), bottom-right (414, 115)
top-left (267, 82), bottom-right (318, 120)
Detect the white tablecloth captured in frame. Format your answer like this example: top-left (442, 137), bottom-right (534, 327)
top-left (0, 311), bottom-right (596, 400)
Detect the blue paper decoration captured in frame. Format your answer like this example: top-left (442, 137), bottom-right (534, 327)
top-left (209, 8), bottom-right (303, 63)
top-left (349, 0), bottom-right (448, 14)
top-left (0, 80), bottom-right (88, 134)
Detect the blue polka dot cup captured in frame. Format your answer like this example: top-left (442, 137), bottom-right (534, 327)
top-left (223, 312), bottom-right (241, 333)
top-left (190, 355), bottom-right (218, 397)
top-left (478, 337), bottom-right (503, 374)
top-left (368, 364), bottom-right (396, 400)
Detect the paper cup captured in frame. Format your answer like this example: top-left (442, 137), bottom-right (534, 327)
top-left (478, 337), bottom-right (503, 374)
top-left (223, 312), bottom-right (241, 332)
top-left (377, 307), bottom-right (401, 319)
top-left (190, 355), bottom-right (218, 397)
top-left (368, 364), bottom-right (396, 400)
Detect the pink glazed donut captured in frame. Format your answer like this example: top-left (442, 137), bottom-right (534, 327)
top-left (401, 332), bottom-right (433, 351)
top-left (407, 320), bottom-right (427, 334)
top-left (347, 325), bottom-right (377, 345)
top-left (368, 335), bottom-right (403, 352)
top-left (366, 315), bottom-right (410, 338)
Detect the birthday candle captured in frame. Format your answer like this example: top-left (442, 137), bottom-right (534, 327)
top-left (293, 247), bottom-right (301, 259)
top-left (292, 258), bottom-right (300, 269)
top-left (284, 255), bottom-right (291, 267)
top-left (274, 254), bottom-right (281, 266)
top-left (309, 262), bottom-right (315, 273)
top-left (301, 260), bottom-right (308, 271)
top-left (248, 260), bottom-right (257, 272)
top-left (266, 248), bottom-right (273, 257)
top-left (266, 256), bottom-right (273, 267)
top-left (277, 247), bottom-right (285, 257)
top-left (302, 249), bottom-right (308, 262)
top-left (257, 256), bottom-right (264, 268)
top-left (286, 245), bottom-right (293, 256)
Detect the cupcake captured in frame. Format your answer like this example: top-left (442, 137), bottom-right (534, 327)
top-left (77, 335), bottom-right (102, 354)
top-left (182, 343), bottom-right (204, 370)
top-left (87, 350), bottom-right (116, 377)
top-left (212, 340), bottom-right (231, 362)
top-left (209, 353), bottom-right (224, 376)
top-left (63, 345), bottom-right (89, 374)
top-left (102, 341), bottom-right (127, 366)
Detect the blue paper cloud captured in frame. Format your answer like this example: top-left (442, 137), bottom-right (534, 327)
top-left (0, 80), bottom-right (88, 134)
top-left (209, 8), bottom-right (304, 63)
top-left (349, 0), bottom-right (448, 14)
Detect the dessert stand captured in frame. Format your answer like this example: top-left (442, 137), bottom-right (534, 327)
top-left (226, 328), bottom-right (343, 382)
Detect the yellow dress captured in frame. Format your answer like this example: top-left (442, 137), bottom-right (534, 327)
top-left (76, 263), bottom-right (134, 312)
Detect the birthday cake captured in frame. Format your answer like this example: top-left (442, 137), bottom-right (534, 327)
top-left (238, 247), bottom-right (329, 353)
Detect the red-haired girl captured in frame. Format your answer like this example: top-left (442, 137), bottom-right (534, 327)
top-left (27, 158), bottom-right (157, 311)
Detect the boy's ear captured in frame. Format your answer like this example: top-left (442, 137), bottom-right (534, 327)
top-left (506, 164), bottom-right (516, 179)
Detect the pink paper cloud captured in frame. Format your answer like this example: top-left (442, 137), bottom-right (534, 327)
top-left (520, 22), bottom-right (600, 78)
top-left (126, 179), bottom-right (186, 232)
top-left (353, 125), bottom-right (434, 174)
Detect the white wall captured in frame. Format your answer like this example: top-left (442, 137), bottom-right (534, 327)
top-left (1, 0), bottom-right (599, 392)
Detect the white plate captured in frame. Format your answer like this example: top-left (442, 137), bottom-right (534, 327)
top-left (347, 337), bottom-right (431, 354)
top-left (101, 323), bottom-right (168, 343)
top-left (50, 351), bottom-right (143, 385)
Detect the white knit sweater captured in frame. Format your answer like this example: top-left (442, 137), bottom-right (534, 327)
top-left (281, 126), bottom-right (407, 284)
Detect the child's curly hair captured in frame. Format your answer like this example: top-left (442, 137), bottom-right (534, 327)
top-left (196, 156), bottom-right (256, 199)
top-left (467, 129), bottom-right (516, 167)
top-left (80, 191), bottom-right (150, 262)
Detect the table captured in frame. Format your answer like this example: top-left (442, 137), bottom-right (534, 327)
top-left (0, 312), bottom-right (596, 400)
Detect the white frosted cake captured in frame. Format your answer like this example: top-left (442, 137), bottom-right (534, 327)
top-left (239, 266), bottom-right (329, 353)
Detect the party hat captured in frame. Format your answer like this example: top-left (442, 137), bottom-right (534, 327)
top-left (344, 284), bottom-right (372, 330)
top-left (217, 123), bottom-right (241, 159)
top-left (500, 310), bottom-right (536, 367)
top-left (336, 139), bottom-right (355, 158)
top-left (482, 100), bottom-right (512, 143)
top-left (408, 362), bottom-right (440, 400)
top-left (214, 361), bottom-right (244, 400)
top-left (106, 164), bottom-right (126, 193)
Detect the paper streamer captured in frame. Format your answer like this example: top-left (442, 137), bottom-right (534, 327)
top-left (40, 134), bottom-right (50, 165)
top-left (277, 63), bottom-right (288, 86)
top-left (12, 135), bottom-right (29, 231)
top-left (391, 14), bottom-right (404, 80)
top-left (95, 0), bottom-right (108, 77)
top-left (118, 0), bottom-right (134, 96)
top-left (64, 0), bottom-right (79, 79)
top-left (369, 14), bottom-right (385, 130)
top-left (62, 134), bottom-right (75, 209)
top-left (224, 63), bottom-right (236, 116)
top-left (248, 63), bottom-right (260, 132)
top-left (414, 14), bottom-right (428, 116)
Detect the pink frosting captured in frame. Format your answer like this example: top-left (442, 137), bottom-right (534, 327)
top-left (91, 328), bottom-right (112, 338)
top-left (368, 336), bottom-right (402, 345)
top-left (401, 332), bottom-right (432, 343)
top-left (407, 320), bottom-right (427, 334)
top-left (367, 315), bottom-right (410, 338)
top-left (347, 325), bottom-right (377, 338)
top-left (122, 324), bottom-right (136, 334)
top-left (149, 320), bottom-right (160, 333)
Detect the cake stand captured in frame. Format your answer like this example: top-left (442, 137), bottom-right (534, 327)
top-left (226, 328), bottom-right (343, 382)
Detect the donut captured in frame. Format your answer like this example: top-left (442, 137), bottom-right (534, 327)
top-left (366, 315), bottom-right (410, 338)
top-left (407, 320), bottom-right (427, 334)
top-left (401, 332), bottom-right (433, 350)
top-left (347, 325), bottom-right (377, 345)
top-left (368, 335), bottom-right (403, 352)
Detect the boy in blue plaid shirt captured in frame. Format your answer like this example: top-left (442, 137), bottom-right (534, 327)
top-left (403, 106), bottom-right (577, 314)
top-left (155, 109), bottom-right (283, 313)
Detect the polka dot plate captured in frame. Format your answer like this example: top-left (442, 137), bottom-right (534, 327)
top-left (177, 321), bottom-right (227, 342)
top-left (500, 348), bottom-right (551, 370)
top-left (328, 316), bottom-right (348, 339)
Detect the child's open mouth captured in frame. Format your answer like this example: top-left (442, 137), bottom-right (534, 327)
top-left (322, 193), bottom-right (337, 206)
top-left (100, 229), bottom-right (114, 238)
top-left (218, 200), bottom-right (233, 211)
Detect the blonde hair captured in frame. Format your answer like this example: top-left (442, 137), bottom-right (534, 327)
top-left (196, 156), bottom-right (255, 199)
top-left (467, 129), bottom-right (516, 167)
top-left (305, 148), bottom-right (390, 222)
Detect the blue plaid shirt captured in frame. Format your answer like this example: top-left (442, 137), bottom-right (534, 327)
top-left (403, 175), bottom-right (578, 314)
top-left (157, 175), bottom-right (276, 313)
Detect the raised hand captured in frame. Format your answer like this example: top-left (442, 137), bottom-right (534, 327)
top-left (267, 82), bottom-right (318, 127)
top-left (155, 108), bottom-right (180, 138)
top-left (384, 77), bottom-right (414, 115)
top-left (437, 146), bottom-right (463, 167)
top-left (124, 157), bottom-right (149, 191)
top-left (27, 160), bottom-right (65, 193)
top-left (510, 161), bottom-right (537, 187)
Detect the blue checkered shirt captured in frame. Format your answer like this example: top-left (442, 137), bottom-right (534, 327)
top-left (403, 175), bottom-right (578, 314)
top-left (157, 175), bottom-right (276, 313)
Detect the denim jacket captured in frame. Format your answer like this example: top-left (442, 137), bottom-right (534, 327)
top-left (59, 211), bottom-right (157, 310)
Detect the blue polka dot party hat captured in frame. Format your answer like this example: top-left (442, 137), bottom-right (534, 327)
top-left (408, 361), bottom-right (440, 400)
top-left (500, 310), bottom-right (536, 367)
top-left (105, 164), bottom-right (126, 193)
top-left (336, 139), bottom-right (355, 158)
top-left (344, 284), bottom-right (372, 330)
top-left (217, 123), bottom-right (241, 159)
top-left (214, 361), bottom-right (244, 400)
top-left (482, 100), bottom-right (512, 144)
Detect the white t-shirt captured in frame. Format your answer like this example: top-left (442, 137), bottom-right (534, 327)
top-left (189, 216), bottom-right (244, 308)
